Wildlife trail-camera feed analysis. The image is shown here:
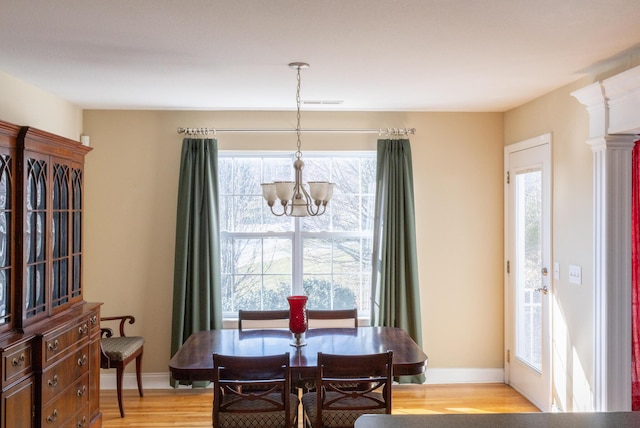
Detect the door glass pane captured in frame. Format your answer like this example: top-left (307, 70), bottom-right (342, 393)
top-left (0, 154), bottom-right (11, 327)
top-left (515, 169), bottom-right (543, 372)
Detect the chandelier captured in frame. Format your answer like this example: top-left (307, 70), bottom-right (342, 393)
top-left (261, 62), bottom-right (334, 217)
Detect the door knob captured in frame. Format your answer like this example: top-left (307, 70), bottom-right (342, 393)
top-left (535, 285), bottom-right (549, 295)
top-left (541, 267), bottom-right (548, 276)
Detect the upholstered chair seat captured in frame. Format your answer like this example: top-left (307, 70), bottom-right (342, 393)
top-left (102, 336), bottom-right (145, 361)
top-left (218, 392), bottom-right (300, 427)
top-left (302, 391), bottom-right (386, 427)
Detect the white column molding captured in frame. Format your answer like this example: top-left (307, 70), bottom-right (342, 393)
top-left (587, 134), bottom-right (635, 411)
top-left (602, 66), bottom-right (640, 135)
top-left (572, 65), bottom-right (640, 411)
top-left (571, 82), bottom-right (607, 138)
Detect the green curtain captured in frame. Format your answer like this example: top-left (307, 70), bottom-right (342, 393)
top-left (371, 138), bottom-right (424, 383)
top-left (170, 138), bottom-right (222, 387)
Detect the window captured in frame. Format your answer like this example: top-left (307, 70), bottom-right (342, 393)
top-left (219, 152), bottom-right (376, 318)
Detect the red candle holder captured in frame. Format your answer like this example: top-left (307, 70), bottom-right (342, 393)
top-left (287, 295), bottom-right (308, 347)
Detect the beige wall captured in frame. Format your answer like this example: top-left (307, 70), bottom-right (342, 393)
top-left (0, 70), bottom-right (82, 139)
top-left (81, 110), bottom-right (505, 374)
top-left (504, 54), bottom-right (640, 411)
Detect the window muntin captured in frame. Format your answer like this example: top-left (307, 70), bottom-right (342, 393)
top-left (219, 152), bottom-right (375, 317)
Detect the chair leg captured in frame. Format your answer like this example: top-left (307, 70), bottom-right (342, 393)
top-left (116, 365), bottom-right (125, 417)
top-left (135, 350), bottom-right (144, 397)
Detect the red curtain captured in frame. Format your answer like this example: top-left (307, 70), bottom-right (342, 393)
top-left (632, 140), bottom-right (640, 411)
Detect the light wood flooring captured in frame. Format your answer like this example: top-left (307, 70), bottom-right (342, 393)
top-left (100, 383), bottom-right (539, 427)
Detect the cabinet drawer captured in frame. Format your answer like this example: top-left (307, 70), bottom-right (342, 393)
top-left (41, 372), bottom-right (89, 428)
top-left (41, 345), bottom-right (90, 404)
top-left (1, 375), bottom-right (34, 428)
top-left (42, 318), bottom-right (90, 366)
top-left (2, 342), bottom-right (32, 388)
top-left (69, 410), bottom-right (90, 428)
top-left (87, 310), bottom-right (100, 339)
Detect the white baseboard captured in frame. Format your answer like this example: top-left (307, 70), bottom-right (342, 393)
top-left (100, 372), bottom-right (188, 390)
top-left (100, 368), bottom-right (504, 390)
top-left (423, 368), bottom-right (504, 384)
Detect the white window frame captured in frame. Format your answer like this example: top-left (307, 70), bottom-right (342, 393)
top-left (219, 151), bottom-right (376, 320)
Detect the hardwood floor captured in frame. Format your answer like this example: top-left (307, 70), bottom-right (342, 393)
top-left (100, 383), bottom-right (539, 427)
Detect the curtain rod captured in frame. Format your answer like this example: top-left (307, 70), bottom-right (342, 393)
top-left (176, 127), bottom-right (416, 136)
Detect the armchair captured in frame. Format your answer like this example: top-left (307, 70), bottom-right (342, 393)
top-left (100, 315), bottom-right (145, 417)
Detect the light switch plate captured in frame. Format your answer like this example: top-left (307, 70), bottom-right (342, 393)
top-left (569, 264), bottom-right (582, 285)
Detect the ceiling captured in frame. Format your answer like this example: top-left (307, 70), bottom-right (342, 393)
top-left (2, 0), bottom-right (640, 112)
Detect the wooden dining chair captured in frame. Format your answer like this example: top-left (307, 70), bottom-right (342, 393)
top-left (238, 309), bottom-right (290, 330)
top-left (213, 352), bottom-right (299, 428)
top-left (100, 315), bottom-right (145, 418)
top-left (307, 308), bottom-right (358, 328)
top-left (301, 351), bottom-right (393, 428)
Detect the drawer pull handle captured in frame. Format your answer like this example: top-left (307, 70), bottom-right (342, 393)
top-left (11, 353), bottom-right (25, 366)
top-left (79, 324), bottom-right (88, 335)
top-left (47, 339), bottom-right (59, 352)
top-left (77, 385), bottom-right (87, 397)
top-left (77, 416), bottom-right (87, 428)
top-left (47, 374), bottom-right (59, 388)
top-left (90, 315), bottom-right (97, 325)
top-left (46, 409), bottom-right (58, 423)
top-left (78, 354), bottom-right (88, 366)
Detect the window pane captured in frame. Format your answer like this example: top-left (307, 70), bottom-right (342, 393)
top-left (262, 275), bottom-right (290, 310)
top-left (331, 274), bottom-right (359, 309)
top-left (303, 238), bottom-right (331, 274)
top-left (220, 236), bottom-right (292, 312)
top-left (331, 193), bottom-right (360, 232)
top-left (361, 195), bottom-right (375, 231)
top-left (264, 239), bottom-right (292, 275)
top-left (264, 157), bottom-right (294, 182)
top-left (332, 239), bottom-right (360, 274)
top-left (234, 195), bottom-right (264, 232)
top-left (303, 158), bottom-right (331, 182)
top-left (231, 274), bottom-right (261, 311)
top-left (218, 158), bottom-right (233, 194)
top-left (303, 208), bottom-right (331, 232)
top-left (361, 157), bottom-right (377, 194)
top-left (303, 274), bottom-right (332, 309)
top-left (332, 158), bottom-right (359, 194)
top-left (233, 158), bottom-right (262, 195)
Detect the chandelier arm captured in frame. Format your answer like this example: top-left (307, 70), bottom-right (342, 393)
top-left (306, 203), bottom-right (326, 217)
top-left (268, 202), bottom-right (290, 217)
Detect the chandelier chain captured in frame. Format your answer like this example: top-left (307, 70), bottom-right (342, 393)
top-left (295, 66), bottom-right (302, 160)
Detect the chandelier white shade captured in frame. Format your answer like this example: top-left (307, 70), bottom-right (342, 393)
top-left (261, 63), bottom-right (334, 217)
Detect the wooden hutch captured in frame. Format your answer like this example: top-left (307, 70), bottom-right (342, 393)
top-left (0, 120), bottom-right (101, 427)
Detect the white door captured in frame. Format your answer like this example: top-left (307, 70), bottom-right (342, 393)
top-left (504, 134), bottom-right (552, 411)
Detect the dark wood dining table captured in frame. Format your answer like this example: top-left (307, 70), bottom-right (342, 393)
top-left (169, 326), bottom-right (427, 382)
